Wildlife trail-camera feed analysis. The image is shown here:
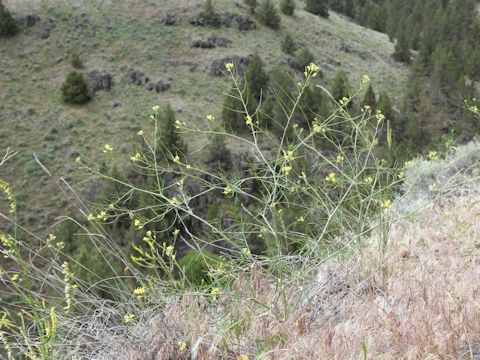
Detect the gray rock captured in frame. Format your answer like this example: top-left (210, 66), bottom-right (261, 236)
top-left (24, 14), bottom-right (41, 27)
top-left (158, 13), bottom-right (176, 25)
top-left (85, 69), bottom-right (114, 95)
top-left (209, 55), bottom-right (251, 76)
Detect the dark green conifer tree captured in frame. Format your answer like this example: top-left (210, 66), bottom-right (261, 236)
top-left (361, 83), bottom-right (377, 110)
top-left (331, 70), bottom-right (352, 107)
top-left (245, 51), bottom-right (269, 113)
top-left (61, 71), bottom-right (91, 104)
top-left (280, 0), bottom-right (296, 16)
top-left (392, 29), bottom-right (412, 63)
top-left (305, 0), bottom-right (329, 18)
top-left (157, 104), bottom-right (187, 160)
top-left (201, 0), bottom-right (220, 27)
top-left (281, 33), bottom-right (297, 55)
top-left (256, 0), bottom-right (281, 29)
top-left (0, 0), bottom-right (17, 37)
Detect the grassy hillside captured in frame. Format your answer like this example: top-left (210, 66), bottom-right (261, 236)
top-left (0, 0), bottom-right (408, 233)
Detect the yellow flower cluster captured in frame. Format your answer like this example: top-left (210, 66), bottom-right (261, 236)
top-left (223, 186), bottom-right (233, 196)
top-left (62, 262), bottom-right (76, 312)
top-left (325, 172), bottom-right (336, 184)
top-left (206, 114), bottom-right (215, 121)
top-left (0, 179), bottom-right (16, 214)
top-left (225, 62), bottom-right (234, 72)
top-left (375, 110), bottom-right (385, 123)
top-left (130, 152), bottom-right (142, 162)
top-left (245, 115), bottom-right (253, 126)
top-left (361, 74), bottom-right (370, 85)
top-left (427, 151), bottom-right (438, 160)
top-left (381, 199), bottom-right (391, 208)
top-left (134, 287), bottom-right (146, 299)
top-left (103, 144), bottom-right (113, 153)
top-left (304, 63), bottom-right (320, 78)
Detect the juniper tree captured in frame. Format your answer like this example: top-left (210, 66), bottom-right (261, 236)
top-left (208, 130), bottom-right (231, 170)
top-left (331, 69), bottom-right (352, 106)
top-left (295, 47), bottom-right (315, 72)
top-left (256, 0), bottom-right (281, 29)
top-left (305, 0), bottom-right (329, 18)
top-left (0, 0), bottom-right (17, 37)
top-left (377, 91), bottom-right (395, 121)
top-left (201, 0), bottom-right (220, 27)
top-left (157, 104), bottom-right (187, 160)
top-left (361, 83), bottom-right (377, 110)
top-left (245, 51), bottom-right (269, 113)
top-left (280, 0), bottom-right (296, 16)
top-left (281, 33), bottom-right (297, 55)
top-left (61, 71), bottom-right (91, 104)
top-left (222, 85), bottom-right (246, 132)
top-left (392, 29), bottom-right (412, 63)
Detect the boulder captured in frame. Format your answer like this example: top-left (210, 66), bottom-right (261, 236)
top-left (86, 69), bottom-right (114, 95)
top-left (209, 55), bottom-right (251, 76)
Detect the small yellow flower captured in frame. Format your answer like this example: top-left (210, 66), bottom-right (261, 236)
top-left (281, 165), bottom-right (292, 176)
top-left (312, 123), bottom-right (325, 134)
top-left (381, 199), bottom-right (391, 208)
top-left (134, 219), bottom-right (143, 229)
top-left (361, 74), bottom-right (370, 85)
top-left (336, 155), bottom-right (344, 164)
top-left (103, 144), bottom-right (113, 153)
top-left (225, 62), bottom-right (234, 72)
top-left (175, 119), bottom-right (182, 129)
top-left (172, 155), bottom-right (181, 164)
top-left (124, 314), bottom-right (135, 324)
top-left (133, 287), bottom-right (145, 299)
top-left (375, 110), bottom-right (385, 123)
top-left (75, 156), bottom-right (81, 164)
top-left (170, 197), bottom-right (181, 206)
top-left (304, 63), bottom-right (320, 78)
top-left (178, 341), bottom-right (187, 351)
top-left (131, 152), bottom-right (142, 162)
top-left (11, 274), bottom-right (19, 282)
top-left (172, 228), bottom-right (180, 237)
top-left (362, 105), bottom-right (371, 113)
top-left (152, 105), bottom-right (160, 113)
top-left (210, 287), bottom-right (219, 298)
top-left (245, 115), bottom-right (253, 126)
top-left (427, 151), bottom-right (438, 160)
top-left (237, 355), bottom-right (249, 360)
top-left (165, 245), bottom-right (175, 258)
top-left (284, 150), bottom-right (295, 162)
top-left (339, 97), bottom-right (350, 106)
top-left (223, 187), bottom-right (233, 196)
top-left (186, 164), bottom-right (192, 170)
top-left (87, 213), bottom-right (95, 221)
top-left (137, 129), bottom-right (144, 136)
top-left (206, 114), bottom-right (215, 121)
top-left (297, 216), bottom-right (305, 223)
top-left (96, 211), bottom-right (108, 221)
top-left (364, 176), bottom-right (373, 185)
top-left (325, 172), bottom-right (336, 184)
top-left (398, 171), bottom-right (405, 179)
top-left (241, 247), bottom-right (251, 256)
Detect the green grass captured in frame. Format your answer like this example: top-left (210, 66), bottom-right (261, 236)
top-left (0, 0), bottom-right (409, 233)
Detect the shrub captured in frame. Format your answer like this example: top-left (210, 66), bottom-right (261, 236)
top-left (256, 0), bottom-right (281, 30)
top-left (305, 0), bottom-right (329, 18)
top-left (331, 69), bottom-right (351, 104)
top-left (245, 51), bottom-right (269, 111)
top-left (361, 83), bottom-right (377, 110)
top-left (61, 70), bottom-right (91, 104)
top-left (178, 250), bottom-right (223, 285)
top-left (243, 0), bottom-right (257, 14)
top-left (280, 0), bottom-right (296, 15)
top-left (392, 30), bottom-right (412, 63)
top-left (281, 33), bottom-right (297, 55)
top-left (156, 104), bottom-right (187, 160)
top-left (70, 52), bottom-right (83, 69)
top-left (201, 0), bottom-right (220, 27)
top-left (0, 0), bottom-right (17, 37)
top-left (208, 130), bottom-right (231, 170)
top-left (295, 47), bottom-right (315, 70)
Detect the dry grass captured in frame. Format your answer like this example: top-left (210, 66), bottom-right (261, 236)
top-left (116, 186), bottom-right (480, 360)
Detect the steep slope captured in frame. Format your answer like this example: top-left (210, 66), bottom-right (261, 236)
top-left (0, 0), bottom-right (409, 232)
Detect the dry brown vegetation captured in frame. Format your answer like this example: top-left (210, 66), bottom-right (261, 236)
top-left (123, 186), bottom-right (480, 360)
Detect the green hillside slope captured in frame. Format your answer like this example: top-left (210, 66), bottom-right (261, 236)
top-left (0, 0), bottom-right (408, 232)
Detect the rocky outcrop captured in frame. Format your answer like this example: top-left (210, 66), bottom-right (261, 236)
top-left (190, 35), bottom-right (232, 49)
top-left (209, 55), bottom-right (251, 76)
top-left (124, 66), bottom-right (170, 93)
